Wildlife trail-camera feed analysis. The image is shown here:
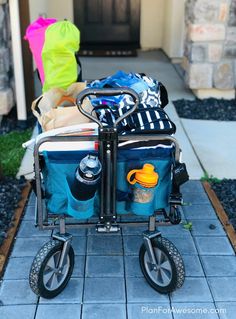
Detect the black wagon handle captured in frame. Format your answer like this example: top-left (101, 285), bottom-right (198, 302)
top-left (76, 87), bottom-right (140, 128)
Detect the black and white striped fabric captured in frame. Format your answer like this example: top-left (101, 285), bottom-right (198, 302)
top-left (89, 72), bottom-right (175, 135)
top-left (120, 108), bottom-right (176, 135)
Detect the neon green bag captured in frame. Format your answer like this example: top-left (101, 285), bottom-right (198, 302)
top-left (42, 21), bottom-right (80, 93)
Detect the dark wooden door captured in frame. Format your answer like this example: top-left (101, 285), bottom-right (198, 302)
top-left (73, 0), bottom-right (140, 49)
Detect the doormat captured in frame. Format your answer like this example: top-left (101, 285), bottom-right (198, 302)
top-left (79, 49), bottom-right (137, 57)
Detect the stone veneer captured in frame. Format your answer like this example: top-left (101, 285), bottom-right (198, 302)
top-left (184, 0), bottom-right (236, 98)
top-left (0, 0), bottom-right (14, 116)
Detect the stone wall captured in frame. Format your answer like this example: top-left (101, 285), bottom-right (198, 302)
top-left (184, 0), bottom-right (236, 98)
top-left (0, 0), bottom-right (14, 115)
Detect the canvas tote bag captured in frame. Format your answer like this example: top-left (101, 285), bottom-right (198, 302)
top-left (31, 82), bottom-right (94, 131)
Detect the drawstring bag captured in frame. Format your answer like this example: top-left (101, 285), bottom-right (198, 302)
top-left (24, 17), bottom-right (57, 84)
top-left (42, 20), bottom-right (80, 93)
top-left (31, 82), bottom-right (93, 132)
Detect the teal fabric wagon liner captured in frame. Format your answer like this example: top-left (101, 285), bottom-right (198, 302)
top-left (42, 147), bottom-right (174, 219)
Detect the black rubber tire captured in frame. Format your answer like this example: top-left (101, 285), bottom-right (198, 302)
top-left (169, 206), bottom-right (182, 225)
top-left (139, 236), bottom-right (185, 294)
top-left (29, 239), bottom-right (74, 299)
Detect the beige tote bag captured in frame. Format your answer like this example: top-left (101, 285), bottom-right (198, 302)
top-left (31, 82), bottom-right (94, 131)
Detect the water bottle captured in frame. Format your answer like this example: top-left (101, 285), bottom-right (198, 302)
top-left (72, 154), bottom-right (102, 201)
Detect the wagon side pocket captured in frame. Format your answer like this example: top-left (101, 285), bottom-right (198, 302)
top-left (65, 177), bottom-right (95, 219)
top-left (127, 184), bottom-right (155, 216)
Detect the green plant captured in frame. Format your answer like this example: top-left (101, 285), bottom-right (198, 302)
top-left (0, 129), bottom-right (32, 176)
top-left (183, 221), bottom-right (193, 231)
top-left (201, 172), bottom-right (221, 184)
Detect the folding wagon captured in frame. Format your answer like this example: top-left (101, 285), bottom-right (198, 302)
top-left (28, 87), bottom-right (188, 298)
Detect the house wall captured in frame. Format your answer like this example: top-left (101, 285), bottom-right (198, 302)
top-left (162, 0), bottom-right (185, 58)
top-left (29, 0), bottom-right (183, 52)
top-left (140, 0), bottom-right (164, 49)
top-left (184, 0), bottom-right (236, 98)
top-left (29, 0), bottom-right (48, 21)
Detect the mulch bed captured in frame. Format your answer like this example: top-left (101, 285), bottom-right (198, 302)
top-left (173, 98), bottom-right (236, 121)
top-left (0, 177), bottom-right (26, 246)
top-left (210, 180), bottom-right (236, 231)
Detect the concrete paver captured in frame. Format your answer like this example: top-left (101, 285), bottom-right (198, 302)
top-left (167, 237), bottom-right (198, 255)
top-left (182, 255), bottom-right (205, 277)
top-left (171, 303), bottom-right (219, 319)
top-left (170, 277), bottom-right (213, 303)
top-left (0, 305), bottom-right (36, 319)
top-left (124, 255), bottom-right (143, 277)
top-left (182, 191), bottom-right (211, 205)
top-left (87, 235), bottom-right (123, 255)
top-left (216, 302), bottom-right (236, 319)
top-left (18, 220), bottom-right (52, 237)
top-left (39, 278), bottom-right (84, 304)
top-left (11, 237), bottom-right (50, 258)
top-left (183, 204), bottom-right (218, 220)
top-left (194, 237), bottom-right (235, 256)
top-left (83, 277), bottom-right (126, 303)
top-left (123, 235), bottom-right (143, 255)
top-left (69, 236), bottom-right (87, 255)
top-left (36, 304), bottom-right (82, 319)
top-left (85, 256), bottom-right (124, 277)
top-left (181, 180), bottom-right (205, 193)
top-left (72, 255), bottom-right (85, 278)
top-left (0, 280), bottom-right (38, 305)
top-left (127, 303), bottom-right (172, 319)
top-left (126, 277), bottom-right (169, 303)
top-left (3, 257), bottom-right (34, 280)
top-left (158, 224), bottom-right (192, 238)
top-left (208, 277), bottom-right (236, 302)
top-left (201, 256), bottom-right (236, 277)
top-left (82, 304), bottom-right (126, 319)
top-left (191, 219), bottom-right (226, 237)
top-left (22, 204), bottom-right (36, 221)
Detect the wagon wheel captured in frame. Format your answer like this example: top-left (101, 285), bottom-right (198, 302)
top-left (29, 239), bottom-right (74, 299)
top-left (139, 236), bottom-right (185, 294)
top-left (168, 205), bottom-right (182, 224)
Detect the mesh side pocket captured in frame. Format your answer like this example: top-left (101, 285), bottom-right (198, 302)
top-left (65, 177), bottom-right (96, 219)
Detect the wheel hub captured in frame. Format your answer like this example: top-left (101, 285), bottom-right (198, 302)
top-left (144, 247), bottom-right (172, 287)
top-left (43, 251), bottom-right (70, 291)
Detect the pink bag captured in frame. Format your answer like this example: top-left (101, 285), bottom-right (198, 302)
top-left (24, 17), bottom-right (57, 84)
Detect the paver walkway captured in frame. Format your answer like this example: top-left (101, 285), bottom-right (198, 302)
top-left (1, 181), bottom-right (236, 319)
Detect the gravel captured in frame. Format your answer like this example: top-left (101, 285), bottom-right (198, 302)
top-left (0, 177), bottom-right (26, 246)
top-left (173, 98), bottom-right (236, 121)
top-left (211, 179), bottom-right (236, 231)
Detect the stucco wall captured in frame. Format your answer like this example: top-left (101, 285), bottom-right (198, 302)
top-left (140, 0), bottom-right (164, 49)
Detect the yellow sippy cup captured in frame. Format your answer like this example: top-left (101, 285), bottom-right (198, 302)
top-left (127, 164), bottom-right (158, 203)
